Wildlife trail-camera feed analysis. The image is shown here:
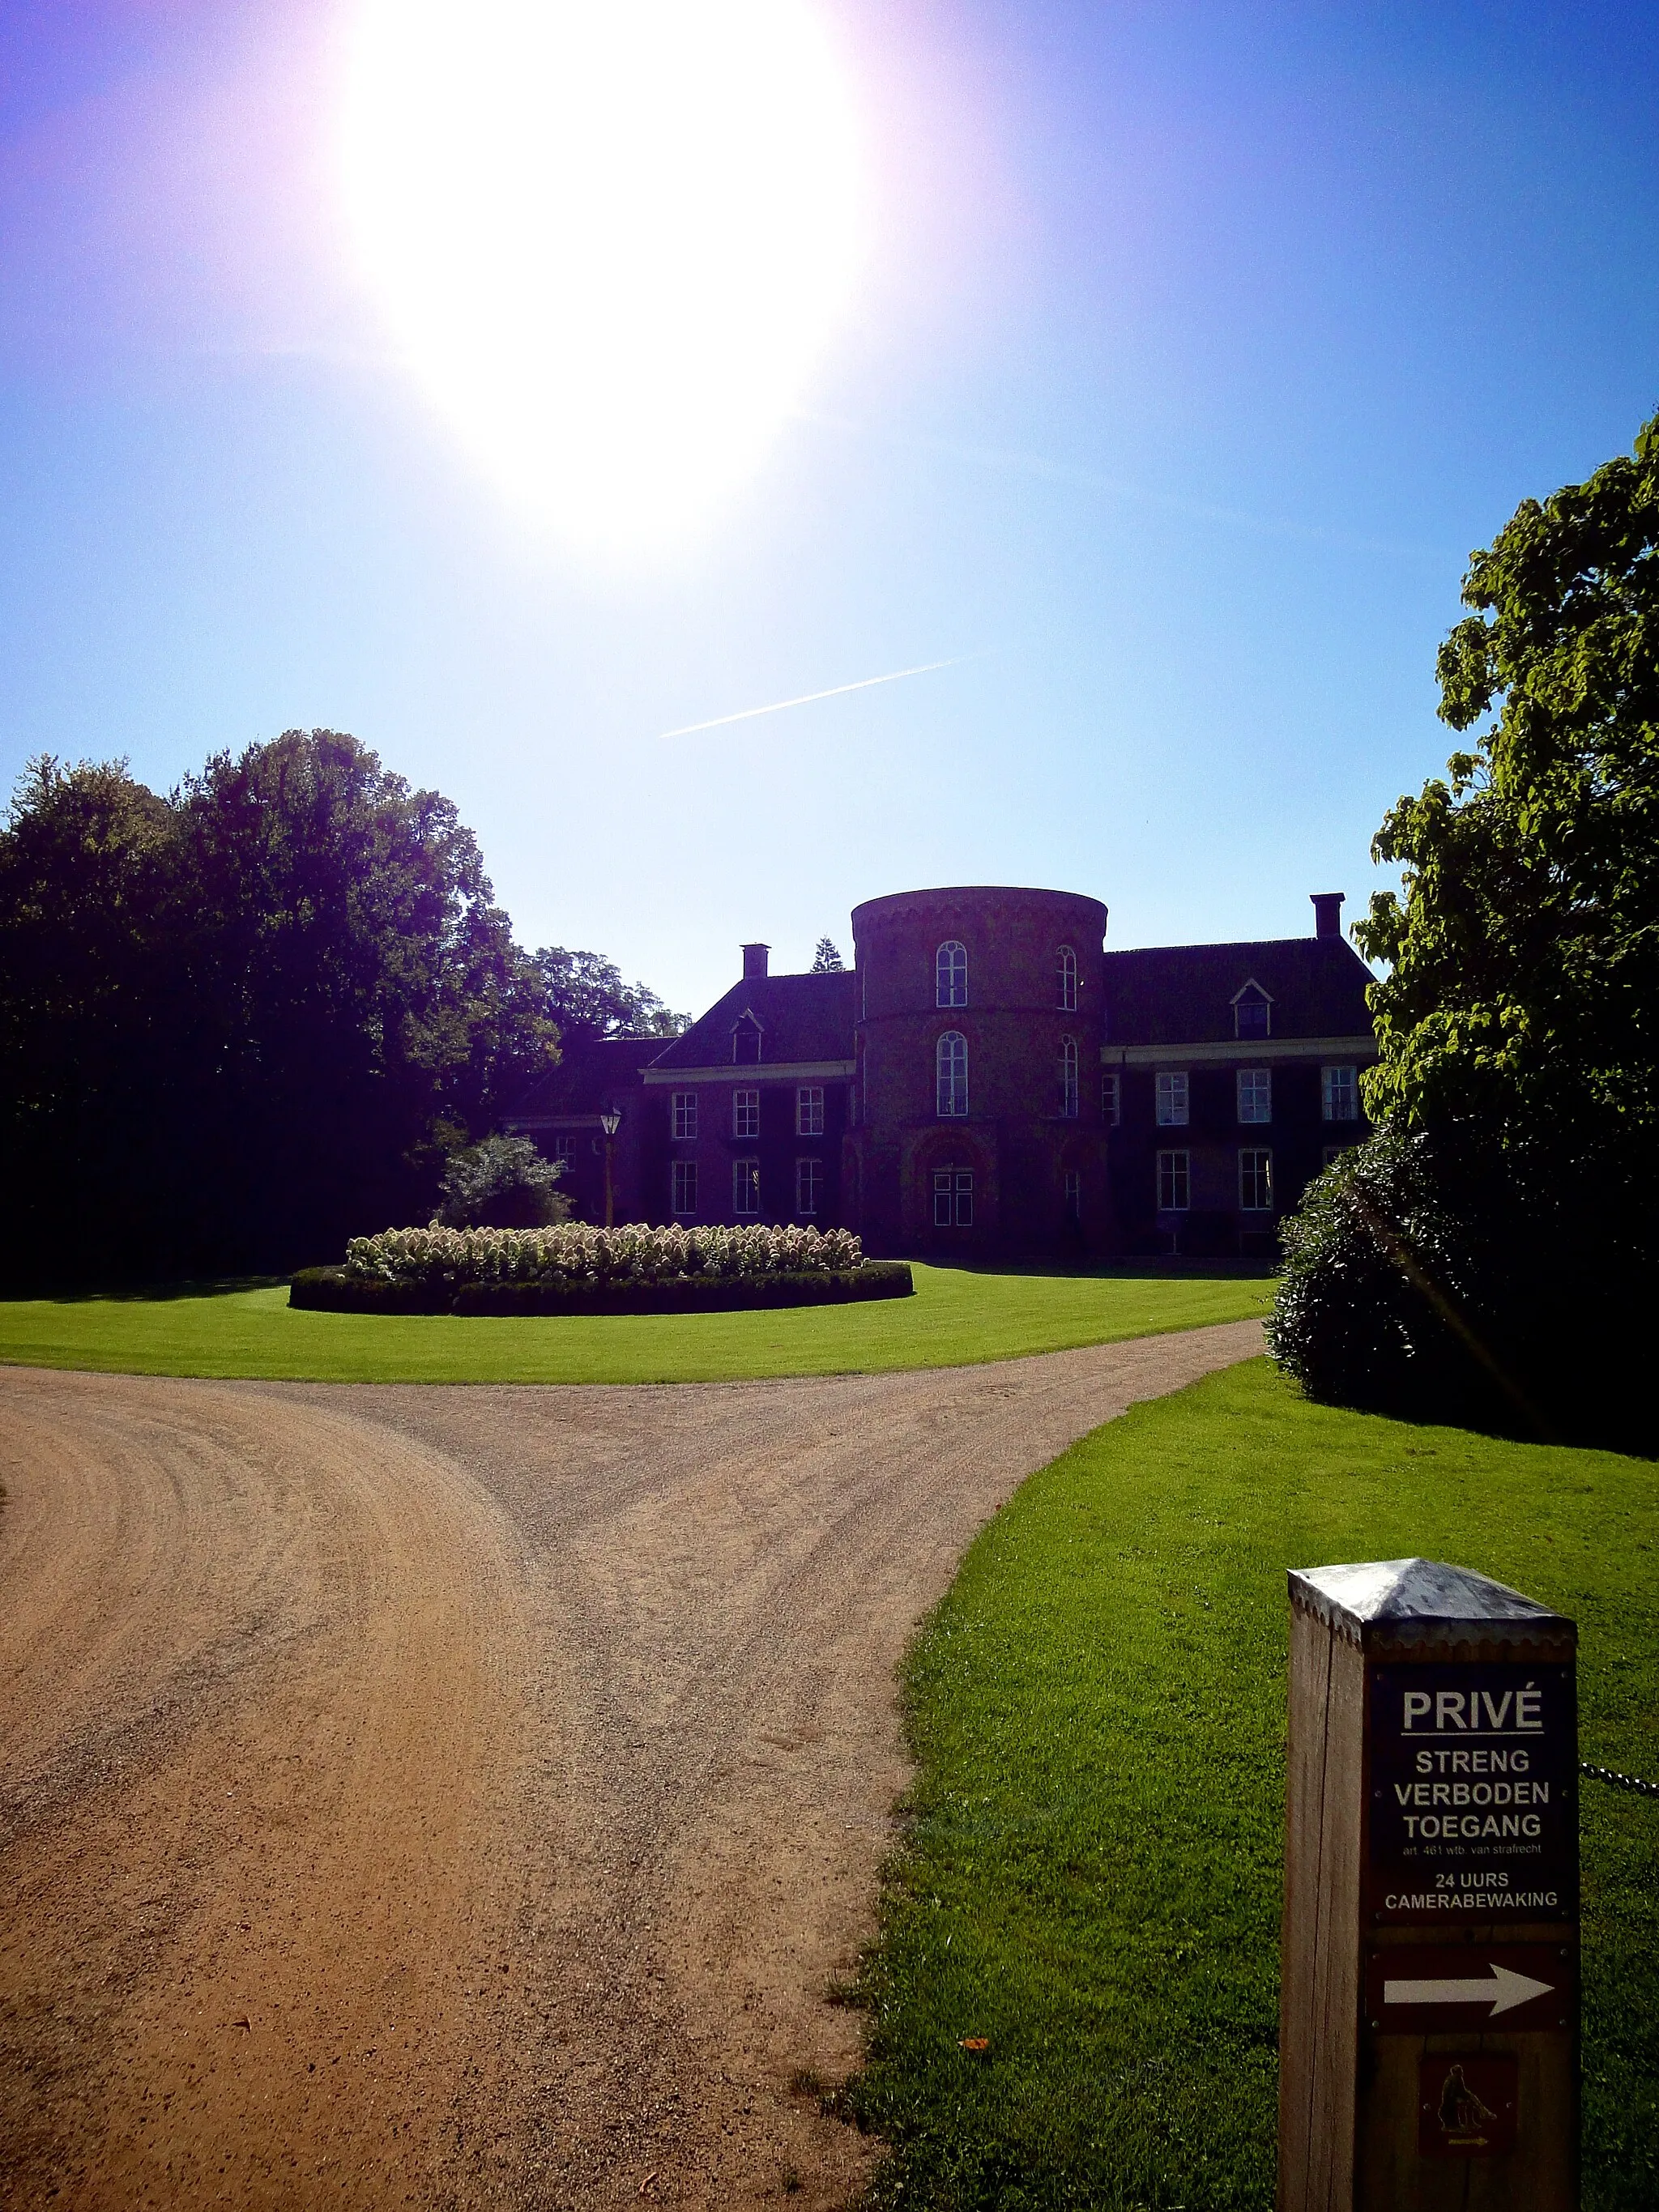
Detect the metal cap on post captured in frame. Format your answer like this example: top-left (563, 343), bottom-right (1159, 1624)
top-left (1279, 1560), bottom-right (1578, 2212)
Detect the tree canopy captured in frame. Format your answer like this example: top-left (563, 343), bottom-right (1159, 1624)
top-left (811, 938), bottom-right (846, 972)
top-left (532, 945), bottom-right (689, 1040)
top-left (1275, 416), bottom-right (1658, 1446)
top-left (0, 731), bottom-right (668, 1283)
top-left (1357, 409), bottom-right (1659, 1237)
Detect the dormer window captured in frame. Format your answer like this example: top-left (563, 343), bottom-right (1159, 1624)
top-left (1232, 980), bottom-right (1273, 1039)
top-left (731, 1011), bottom-right (764, 1064)
top-left (936, 941), bottom-right (968, 1008)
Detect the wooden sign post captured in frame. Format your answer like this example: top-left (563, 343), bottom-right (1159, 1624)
top-left (1279, 1558), bottom-right (1578, 2212)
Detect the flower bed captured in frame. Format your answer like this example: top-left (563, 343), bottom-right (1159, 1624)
top-left (288, 1221), bottom-right (912, 1316)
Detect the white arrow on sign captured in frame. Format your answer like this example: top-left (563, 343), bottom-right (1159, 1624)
top-left (1383, 1963), bottom-right (1555, 2017)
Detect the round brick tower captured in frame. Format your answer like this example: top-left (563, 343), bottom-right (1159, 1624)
top-left (846, 884), bottom-right (1111, 1257)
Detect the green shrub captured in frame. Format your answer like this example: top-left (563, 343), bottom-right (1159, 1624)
top-left (430, 1134), bottom-right (570, 1229)
top-left (1269, 1126), bottom-right (1655, 1451)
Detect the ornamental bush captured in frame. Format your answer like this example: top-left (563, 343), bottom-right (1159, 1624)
top-left (342, 1220), bottom-right (864, 1289)
top-left (430, 1134), bottom-right (569, 1229)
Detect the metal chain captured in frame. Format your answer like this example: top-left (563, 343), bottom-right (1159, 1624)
top-left (1580, 1759), bottom-right (1659, 1799)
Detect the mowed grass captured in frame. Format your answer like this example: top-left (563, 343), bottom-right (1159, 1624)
top-left (0, 1264), bottom-right (1270, 1385)
top-left (850, 1358), bottom-right (1658, 2212)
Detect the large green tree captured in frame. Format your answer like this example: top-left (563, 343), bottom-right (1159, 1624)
top-left (0, 731), bottom-right (561, 1280)
top-left (532, 944), bottom-right (688, 1040)
top-left (1358, 411), bottom-right (1659, 1215)
top-left (1274, 416), bottom-right (1658, 1444)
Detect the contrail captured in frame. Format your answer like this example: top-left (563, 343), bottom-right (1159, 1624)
top-left (658, 656), bottom-right (971, 739)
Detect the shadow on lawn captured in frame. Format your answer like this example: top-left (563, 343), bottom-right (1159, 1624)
top-left (1, 1275), bottom-right (290, 1304)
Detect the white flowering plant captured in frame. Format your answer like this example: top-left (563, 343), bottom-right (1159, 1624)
top-left (343, 1220), bottom-right (865, 1289)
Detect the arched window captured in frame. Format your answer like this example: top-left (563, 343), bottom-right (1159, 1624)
top-left (936, 1031), bottom-right (968, 1118)
top-left (936, 941), bottom-right (967, 1008)
top-left (1056, 945), bottom-right (1077, 1012)
top-left (1059, 1035), bottom-right (1080, 1118)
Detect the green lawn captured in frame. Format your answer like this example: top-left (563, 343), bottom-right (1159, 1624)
top-left (848, 1358), bottom-right (1659, 2212)
top-left (0, 1264), bottom-right (1270, 1385)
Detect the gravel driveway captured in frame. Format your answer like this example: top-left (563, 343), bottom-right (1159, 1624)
top-left (0, 1319), bottom-right (1262, 2210)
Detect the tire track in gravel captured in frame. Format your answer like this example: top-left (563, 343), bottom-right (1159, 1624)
top-left (0, 1319), bottom-right (1262, 2210)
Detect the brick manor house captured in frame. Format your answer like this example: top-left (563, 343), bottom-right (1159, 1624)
top-left (507, 884), bottom-right (1378, 1259)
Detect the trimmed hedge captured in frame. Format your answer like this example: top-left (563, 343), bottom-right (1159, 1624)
top-left (289, 1261), bottom-right (914, 1318)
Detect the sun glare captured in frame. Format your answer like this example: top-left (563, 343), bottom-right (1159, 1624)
top-left (337, 0), bottom-right (866, 550)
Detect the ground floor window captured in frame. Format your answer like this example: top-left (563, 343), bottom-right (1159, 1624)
top-left (1101, 1071), bottom-right (1120, 1126)
top-left (1156, 1149), bottom-right (1190, 1211)
top-left (733, 1158), bottom-right (760, 1217)
top-left (1322, 1143), bottom-right (1351, 1170)
top-left (552, 1134), bottom-right (578, 1166)
top-left (1064, 1169), bottom-right (1081, 1220)
top-left (1239, 1147), bottom-right (1274, 1211)
top-left (933, 1167), bottom-right (974, 1226)
top-left (671, 1160), bottom-right (697, 1217)
top-left (795, 1157), bottom-right (823, 1215)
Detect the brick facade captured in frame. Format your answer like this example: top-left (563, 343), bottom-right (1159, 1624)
top-left (506, 884), bottom-right (1378, 1259)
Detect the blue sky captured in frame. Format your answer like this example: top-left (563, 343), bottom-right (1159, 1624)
top-left (1, 1), bottom-right (1655, 1015)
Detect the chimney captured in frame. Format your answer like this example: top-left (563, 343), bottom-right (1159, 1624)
top-left (1311, 893), bottom-right (1345, 939)
top-left (741, 942), bottom-right (770, 978)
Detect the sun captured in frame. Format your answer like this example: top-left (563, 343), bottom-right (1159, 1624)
top-left (336, 0), bottom-right (867, 551)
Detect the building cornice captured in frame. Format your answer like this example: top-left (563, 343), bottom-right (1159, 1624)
top-left (642, 1060), bottom-right (855, 1085)
top-left (1102, 1035), bottom-right (1377, 1068)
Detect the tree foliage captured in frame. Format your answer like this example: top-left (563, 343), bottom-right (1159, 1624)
top-left (0, 731), bottom-right (582, 1281)
top-left (1274, 417), bottom-right (1659, 1446)
top-left (532, 944), bottom-right (688, 1039)
top-left (811, 937), bottom-right (846, 972)
top-left (429, 1135), bottom-right (570, 1230)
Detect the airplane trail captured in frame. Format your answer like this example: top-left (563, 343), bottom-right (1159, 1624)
top-left (658, 656), bottom-right (970, 739)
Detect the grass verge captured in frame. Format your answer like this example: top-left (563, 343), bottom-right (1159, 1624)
top-left (0, 1264), bottom-right (1270, 1385)
top-left (849, 1357), bottom-right (1658, 2211)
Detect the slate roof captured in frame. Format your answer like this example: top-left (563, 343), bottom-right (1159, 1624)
top-left (647, 970), bottom-right (858, 1069)
top-left (1102, 936), bottom-right (1375, 1046)
top-left (510, 1034), bottom-right (667, 1118)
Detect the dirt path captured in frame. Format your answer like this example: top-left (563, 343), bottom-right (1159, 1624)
top-left (0, 1320), bottom-right (1262, 2210)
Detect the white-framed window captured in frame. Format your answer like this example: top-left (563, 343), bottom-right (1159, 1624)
top-left (1234, 985), bottom-right (1271, 1039)
top-left (671, 1160), bottom-right (698, 1217)
top-left (1155, 1071), bottom-right (1189, 1127)
top-left (795, 1157), bottom-right (823, 1215)
top-left (1059, 1035), bottom-right (1080, 1118)
top-left (1064, 1169), bottom-right (1081, 1221)
top-left (1322, 1064), bottom-right (1358, 1121)
top-left (1237, 1068), bottom-right (1272, 1124)
top-left (796, 1085), bottom-right (825, 1136)
top-left (1157, 1149), bottom-right (1190, 1211)
top-left (551, 1134), bottom-right (578, 1165)
top-left (731, 1014), bottom-right (763, 1064)
top-left (1101, 1070), bottom-right (1121, 1127)
top-left (936, 1030), bottom-right (968, 1118)
top-left (932, 1167), bottom-right (973, 1226)
top-left (1239, 1148), bottom-right (1274, 1212)
top-left (1056, 944), bottom-right (1077, 1011)
top-left (671, 1089), bottom-right (697, 1140)
top-left (936, 940), bottom-right (968, 1008)
top-left (732, 1158), bottom-right (761, 1217)
top-left (732, 1088), bottom-right (760, 1139)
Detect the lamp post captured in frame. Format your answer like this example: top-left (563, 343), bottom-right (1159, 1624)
top-left (598, 1106), bottom-right (622, 1228)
